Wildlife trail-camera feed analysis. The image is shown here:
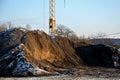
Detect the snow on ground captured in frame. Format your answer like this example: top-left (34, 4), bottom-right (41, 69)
top-left (0, 43), bottom-right (24, 61)
top-left (118, 48), bottom-right (120, 51)
top-left (0, 41), bottom-right (54, 76)
top-left (0, 43), bottom-right (53, 76)
top-left (18, 27), bottom-right (28, 32)
top-left (49, 34), bottom-right (56, 40)
top-left (0, 76), bottom-right (119, 80)
top-left (28, 67), bottom-right (50, 75)
top-left (12, 51), bottom-right (32, 76)
top-left (12, 50), bottom-right (50, 76)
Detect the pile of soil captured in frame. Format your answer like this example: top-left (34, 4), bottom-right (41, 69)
top-left (75, 44), bottom-right (114, 67)
top-left (0, 28), bottom-right (119, 76)
top-left (24, 30), bottom-right (81, 70)
top-left (0, 28), bottom-right (81, 76)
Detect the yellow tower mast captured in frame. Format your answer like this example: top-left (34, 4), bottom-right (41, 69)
top-left (49, 0), bottom-right (56, 34)
top-left (49, 0), bottom-right (65, 35)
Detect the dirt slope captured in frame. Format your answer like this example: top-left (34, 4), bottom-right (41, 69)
top-left (0, 28), bottom-right (82, 76)
top-left (24, 30), bottom-right (81, 70)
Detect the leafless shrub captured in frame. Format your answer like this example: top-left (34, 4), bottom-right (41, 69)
top-left (89, 33), bottom-right (114, 46)
top-left (56, 24), bottom-right (90, 47)
top-left (88, 32), bottom-right (107, 39)
top-left (56, 24), bottom-right (74, 38)
top-left (26, 24), bottom-right (31, 30)
top-left (0, 23), bottom-right (7, 31)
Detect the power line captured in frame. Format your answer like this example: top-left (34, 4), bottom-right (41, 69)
top-left (43, 0), bottom-right (45, 30)
top-left (64, 0), bottom-right (65, 8)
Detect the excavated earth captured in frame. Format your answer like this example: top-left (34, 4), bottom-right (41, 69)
top-left (24, 30), bottom-right (81, 69)
top-left (0, 28), bottom-right (120, 78)
top-left (0, 28), bottom-right (81, 76)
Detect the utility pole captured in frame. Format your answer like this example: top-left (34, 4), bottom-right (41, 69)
top-left (49, 0), bottom-right (56, 35)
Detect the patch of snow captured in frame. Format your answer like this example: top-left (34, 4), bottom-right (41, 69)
top-left (114, 61), bottom-right (117, 67)
top-left (22, 48), bottom-right (25, 51)
top-left (18, 43), bottom-right (24, 49)
top-left (23, 35), bottom-right (26, 39)
top-left (0, 54), bottom-right (11, 61)
top-left (7, 60), bottom-right (14, 68)
top-left (49, 34), bottom-right (56, 40)
top-left (0, 42), bottom-right (58, 76)
top-left (18, 27), bottom-right (27, 32)
top-left (12, 51), bottom-right (32, 75)
top-left (0, 43), bottom-right (25, 61)
top-left (12, 50), bottom-right (50, 76)
top-left (35, 67), bottom-right (49, 73)
top-left (12, 51), bottom-right (50, 76)
top-left (11, 50), bottom-right (15, 54)
top-left (28, 67), bottom-right (50, 75)
top-left (118, 48), bottom-right (120, 51)
top-left (5, 28), bottom-right (14, 33)
top-left (113, 55), bottom-right (120, 67)
top-left (4, 55), bottom-right (10, 59)
top-left (0, 28), bottom-right (14, 36)
top-left (16, 51), bottom-right (24, 57)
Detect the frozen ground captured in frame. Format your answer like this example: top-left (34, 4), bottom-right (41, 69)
top-left (0, 76), bottom-right (120, 80)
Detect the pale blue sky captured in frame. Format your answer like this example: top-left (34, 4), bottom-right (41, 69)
top-left (0, 0), bottom-right (120, 37)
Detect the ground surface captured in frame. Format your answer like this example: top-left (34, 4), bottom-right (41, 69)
top-left (0, 76), bottom-right (120, 80)
top-left (0, 66), bottom-right (120, 80)
top-left (54, 66), bottom-right (120, 78)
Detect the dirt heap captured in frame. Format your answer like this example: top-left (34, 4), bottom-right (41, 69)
top-left (0, 28), bottom-right (81, 76)
top-left (0, 28), bottom-right (120, 77)
top-left (24, 30), bottom-right (81, 69)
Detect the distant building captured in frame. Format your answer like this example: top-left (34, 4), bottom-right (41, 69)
top-left (90, 39), bottom-right (120, 46)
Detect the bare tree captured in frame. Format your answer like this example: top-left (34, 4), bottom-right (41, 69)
top-left (26, 24), bottom-right (31, 30)
top-left (88, 32), bottom-right (107, 39)
top-left (89, 32), bottom-right (114, 46)
top-left (7, 22), bottom-right (14, 29)
top-left (56, 24), bottom-right (74, 38)
top-left (0, 23), bottom-right (7, 31)
top-left (56, 24), bottom-right (65, 36)
top-left (64, 27), bottom-right (74, 38)
top-left (69, 33), bottom-right (79, 42)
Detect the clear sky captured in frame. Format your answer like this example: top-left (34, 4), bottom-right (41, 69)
top-left (0, 0), bottom-right (120, 37)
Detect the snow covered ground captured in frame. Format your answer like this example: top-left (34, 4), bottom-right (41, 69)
top-left (0, 43), bottom-right (57, 76)
top-left (0, 76), bottom-right (120, 80)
